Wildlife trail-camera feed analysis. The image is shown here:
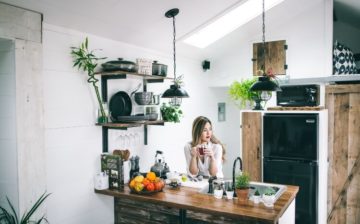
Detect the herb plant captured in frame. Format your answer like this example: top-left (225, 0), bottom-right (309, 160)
top-left (71, 37), bottom-right (107, 122)
top-left (228, 78), bottom-right (260, 109)
top-left (160, 103), bottom-right (183, 123)
top-left (0, 192), bottom-right (50, 224)
top-left (264, 187), bottom-right (276, 196)
top-left (235, 172), bottom-right (250, 189)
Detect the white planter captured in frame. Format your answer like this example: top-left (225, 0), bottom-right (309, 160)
top-left (262, 194), bottom-right (276, 207)
top-left (253, 195), bottom-right (261, 204)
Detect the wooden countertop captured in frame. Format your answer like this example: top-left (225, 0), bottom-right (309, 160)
top-left (95, 184), bottom-right (299, 223)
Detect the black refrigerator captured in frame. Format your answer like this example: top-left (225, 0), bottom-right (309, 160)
top-left (263, 113), bottom-right (319, 224)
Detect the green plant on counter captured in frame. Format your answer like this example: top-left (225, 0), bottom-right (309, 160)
top-left (71, 37), bottom-right (107, 123)
top-left (160, 103), bottom-right (183, 123)
top-left (254, 190), bottom-right (260, 196)
top-left (235, 172), bottom-right (250, 189)
top-left (264, 187), bottom-right (276, 196)
top-left (0, 192), bottom-right (50, 224)
top-left (228, 78), bottom-right (260, 109)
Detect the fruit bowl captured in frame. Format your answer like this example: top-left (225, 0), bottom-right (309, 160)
top-left (129, 172), bottom-right (165, 195)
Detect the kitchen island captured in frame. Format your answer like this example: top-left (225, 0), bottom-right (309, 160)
top-left (95, 184), bottom-right (298, 224)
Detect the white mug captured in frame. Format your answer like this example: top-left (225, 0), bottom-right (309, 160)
top-left (94, 172), bottom-right (109, 190)
top-left (214, 189), bottom-right (223, 199)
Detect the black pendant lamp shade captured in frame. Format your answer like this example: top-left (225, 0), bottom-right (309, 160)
top-left (250, 76), bottom-right (281, 92)
top-left (162, 85), bottom-right (189, 98)
top-left (162, 8), bottom-right (189, 103)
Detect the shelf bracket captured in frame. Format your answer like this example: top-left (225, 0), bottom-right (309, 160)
top-left (144, 125), bottom-right (148, 145)
top-left (101, 74), bottom-right (127, 102)
top-left (102, 126), bottom-right (109, 153)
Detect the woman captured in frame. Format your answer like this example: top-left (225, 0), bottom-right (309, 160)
top-left (184, 116), bottom-right (226, 178)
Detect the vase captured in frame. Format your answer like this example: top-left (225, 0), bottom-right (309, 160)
top-left (236, 188), bottom-right (249, 201)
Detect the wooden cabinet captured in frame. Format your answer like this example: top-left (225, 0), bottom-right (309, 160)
top-left (325, 84), bottom-right (360, 224)
top-left (95, 71), bottom-right (172, 152)
top-left (241, 111), bottom-right (262, 182)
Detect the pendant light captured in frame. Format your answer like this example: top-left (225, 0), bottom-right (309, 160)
top-left (250, 0), bottom-right (281, 110)
top-left (162, 8), bottom-right (189, 106)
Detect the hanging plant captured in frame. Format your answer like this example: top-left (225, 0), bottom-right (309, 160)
top-left (160, 103), bottom-right (183, 123)
top-left (228, 78), bottom-right (260, 109)
top-left (70, 37), bottom-right (107, 123)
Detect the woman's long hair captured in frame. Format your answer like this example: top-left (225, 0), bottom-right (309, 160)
top-left (191, 116), bottom-right (226, 161)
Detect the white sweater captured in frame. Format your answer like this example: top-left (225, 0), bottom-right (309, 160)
top-left (184, 141), bottom-right (223, 178)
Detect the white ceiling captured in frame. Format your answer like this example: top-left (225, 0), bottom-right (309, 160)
top-left (1, 0), bottom-right (242, 57)
top-left (2, 0), bottom-right (358, 59)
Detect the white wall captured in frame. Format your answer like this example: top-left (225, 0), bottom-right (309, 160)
top-left (0, 38), bottom-right (18, 213)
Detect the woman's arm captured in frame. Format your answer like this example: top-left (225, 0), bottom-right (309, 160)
top-left (184, 144), bottom-right (199, 176)
top-left (205, 144), bottom-right (222, 177)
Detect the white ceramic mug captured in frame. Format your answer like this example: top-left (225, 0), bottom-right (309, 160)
top-left (226, 191), bottom-right (234, 200)
top-left (214, 189), bottom-right (223, 199)
top-left (94, 172), bottom-right (109, 190)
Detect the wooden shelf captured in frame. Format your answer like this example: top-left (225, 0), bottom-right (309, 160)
top-left (95, 70), bottom-right (173, 81)
top-left (96, 120), bottom-right (165, 129)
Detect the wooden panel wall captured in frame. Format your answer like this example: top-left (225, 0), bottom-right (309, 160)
top-left (325, 84), bottom-right (360, 224)
top-left (242, 112), bottom-right (262, 181)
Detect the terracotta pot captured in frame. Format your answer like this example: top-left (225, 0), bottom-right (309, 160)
top-left (236, 188), bottom-right (249, 201)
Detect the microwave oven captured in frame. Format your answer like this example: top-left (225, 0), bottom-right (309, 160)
top-left (276, 84), bottom-right (319, 107)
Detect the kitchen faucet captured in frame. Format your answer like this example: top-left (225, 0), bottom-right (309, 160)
top-left (232, 157), bottom-right (243, 197)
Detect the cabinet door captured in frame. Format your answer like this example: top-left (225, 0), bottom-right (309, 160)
top-left (115, 198), bottom-right (180, 224)
top-left (241, 112), bottom-right (262, 181)
top-left (325, 84), bottom-right (360, 224)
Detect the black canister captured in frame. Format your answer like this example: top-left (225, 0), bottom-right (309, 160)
top-left (152, 61), bottom-right (167, 77)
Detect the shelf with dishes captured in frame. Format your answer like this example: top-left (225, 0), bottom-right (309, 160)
top-left (96, 65), bottom-right (169, 152)
top-left (96, 120), bottom-right (165, 129)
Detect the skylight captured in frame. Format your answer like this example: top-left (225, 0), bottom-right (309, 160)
top-left (182, 0), bottom-right (285, 48)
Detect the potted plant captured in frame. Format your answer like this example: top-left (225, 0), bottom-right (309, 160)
top-left (235, 172), bottom-right (250, 201)
top-left (228, 78), bottom-right (260, 109)
top-left (252, 189), bottom-right (261, 204)
top-left (262, 187), bottom-right (276, 207)
top-left (0, 192), bottom-right (50, 224)
top-left (160, 103), bottom-right (183, 123)
top-left (71, 37), bottom-right (107, 123)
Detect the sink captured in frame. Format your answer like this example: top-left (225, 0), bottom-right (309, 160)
top-left (198, 181), bottom-right (287, 203)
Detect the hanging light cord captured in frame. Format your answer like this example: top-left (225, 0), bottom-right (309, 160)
top-left (262, 0), bottom-right (266, 75)
top-left (172, 15), bottom-right (177, 81)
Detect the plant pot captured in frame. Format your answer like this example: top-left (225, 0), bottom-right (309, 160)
top-left (236, 188), bottom-right (249, 201)
top-left (262, 194), bottom-right (276, 207)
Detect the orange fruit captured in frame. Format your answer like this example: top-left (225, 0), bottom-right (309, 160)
top-left (154, 181), bottom-right (163, 191)
top-left (142, 178), bottom-right (150, 187)
top-left (146, 172), bottom-right (156, 181)
top-left (129, 179), bottom-right (136, 188)
top-left (146, 182), bottom-right (155, 192)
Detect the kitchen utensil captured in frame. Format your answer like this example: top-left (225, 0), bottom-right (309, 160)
top-left (101, 58), bottom-right (137, 72)
top-left (150, 94), bottom-right (160, 105)
top-left (130, 83), bottom-right (142, 97)
top-left (152, 61), bottom-right (168, 77)
top-left (115, 115), bottom-right (148, 123)
top-left (150, 151), bottom-right (170, 179)
top-left (134, 92), bottom-right (153, 105)
top-left (109, 91), bottom-right (132, 121)
top-left (147, 113), bottom-right (158, 121)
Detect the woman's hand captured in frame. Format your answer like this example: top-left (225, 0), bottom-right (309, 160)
top-left (203, 147), bottom-right (214, 159)
top-left (190, 146), bottom-right (199, 158)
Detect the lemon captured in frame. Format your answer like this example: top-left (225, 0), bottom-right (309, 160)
top-left (134, 175), bottom-right (144, 183)
top-left (181, 174), bottom-right (187, 182)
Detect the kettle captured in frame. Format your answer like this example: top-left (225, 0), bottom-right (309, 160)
top-left (150, 150), bottom-right (170, 179)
